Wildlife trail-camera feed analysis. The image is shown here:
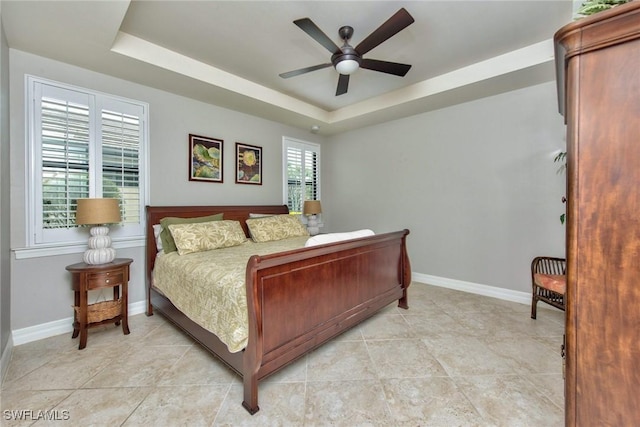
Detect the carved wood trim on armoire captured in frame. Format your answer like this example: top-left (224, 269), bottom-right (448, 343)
top-left (554, 2), bottom-right (640, 426)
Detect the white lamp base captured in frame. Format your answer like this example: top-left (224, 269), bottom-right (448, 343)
top-left (83, 225), bottom-right (116, 264)
top-left (307, 215), bottom-right (320, 236)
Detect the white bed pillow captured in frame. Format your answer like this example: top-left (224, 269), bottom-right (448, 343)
top-left (304, 229), bottom-right (375, 247)
top-left (152, 224), bottom-right (163, 252)
top-left (248, 213), bottom-right (274, 218)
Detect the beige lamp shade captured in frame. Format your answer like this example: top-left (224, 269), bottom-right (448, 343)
top-left (75, 198), bottom-right (121, 225)
top-left (303, 200), bottom-right (322, 215)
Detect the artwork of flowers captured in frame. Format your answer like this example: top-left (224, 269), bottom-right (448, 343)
top-left (189, 134), bottom-right (223, 182)
top-left (236, 142), bottom-right (262, 185)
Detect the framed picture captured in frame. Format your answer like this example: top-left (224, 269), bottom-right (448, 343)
top-left (189, 134), bottom-right (223, 182)
top-left (236, 142), bottom-right (262, 185)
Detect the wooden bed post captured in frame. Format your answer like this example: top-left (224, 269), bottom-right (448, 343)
top-left (398, 230), bottom-right (411, 309)
top-left (242, 256), bottom-right (263, 414)
top-left (145, 206), bottom-right (155, 317)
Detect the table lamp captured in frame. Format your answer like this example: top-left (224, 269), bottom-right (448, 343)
top-left (303, 200), bottom-right (322, 236)
top-left (75, 198), bottom-right (121, 264)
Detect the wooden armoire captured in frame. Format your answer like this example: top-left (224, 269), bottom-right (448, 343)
top-left (554, 2), bottom-right (640, 426)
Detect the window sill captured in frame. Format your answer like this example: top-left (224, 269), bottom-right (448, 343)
top-left (13, 238), bottom-right (145, 260)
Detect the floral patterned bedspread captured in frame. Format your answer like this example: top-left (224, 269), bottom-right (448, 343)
top-left (152, 236), bottom-right (309, 353)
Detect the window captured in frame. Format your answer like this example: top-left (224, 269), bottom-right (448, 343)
top-left (26, 76), bottom-right (148, 248)
top-left (283, 137), bottom-right (320, 214)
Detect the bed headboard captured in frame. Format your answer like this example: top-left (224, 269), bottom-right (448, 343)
top-left (145, 204), bottom-right (289, 293)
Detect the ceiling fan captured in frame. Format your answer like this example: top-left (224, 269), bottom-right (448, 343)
top-left (279, 8), bottom-right (415, 96)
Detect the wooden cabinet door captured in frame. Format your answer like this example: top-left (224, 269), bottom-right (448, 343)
top-left (556, 3), bottom-right (640, 425)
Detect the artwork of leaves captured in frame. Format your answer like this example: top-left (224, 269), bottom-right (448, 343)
top-left (193, 143), bottom-right (221, 179)
top-left (189, 134), bottom-right (223, 182)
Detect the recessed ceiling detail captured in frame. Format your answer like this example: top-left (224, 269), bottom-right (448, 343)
top-left (2, 1), bottom-right (573, 135)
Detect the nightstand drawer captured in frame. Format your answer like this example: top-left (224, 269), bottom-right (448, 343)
top-left (87, 269), bottom-right (124, 289)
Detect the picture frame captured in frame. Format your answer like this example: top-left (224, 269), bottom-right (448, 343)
top-left (236, 142), bottom-right (262, 185)
top-left (189, 134), bottom-right (223, 183)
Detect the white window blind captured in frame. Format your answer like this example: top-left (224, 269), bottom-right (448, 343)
top-left (40, 95), bottom-right (91, 231)
top-left (283, 137), bottom-right (320, 213)
top-left (27, 76), bottom-right (148, 248)
top-left (100, 108), bottom-right (142, 226)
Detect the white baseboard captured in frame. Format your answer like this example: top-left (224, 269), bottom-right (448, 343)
top-left (1, 335), bottom-right (13, 383)
top-left (10, 276), bottom-right (531, 347)
top-left (412, 272), bottom-right (531, 305)
top-left (11, 300), bottom-right (147, 346)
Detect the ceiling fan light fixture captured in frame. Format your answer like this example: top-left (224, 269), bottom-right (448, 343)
top-left (335, 58), bottom-right (360, 75)
top-left (282, 9), bottom-right (415, 95)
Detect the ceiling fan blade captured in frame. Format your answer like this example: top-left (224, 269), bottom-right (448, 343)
top-left (336, 74), bottom-right (349, 96)
top-left (355, 8), bottom-right (415, 56)
top-left (279, 63), bottom-right (332, 79)
top-left (294, 18), bottom-right (341, 54)
top-left (360, 59), bottom-right (412, 76)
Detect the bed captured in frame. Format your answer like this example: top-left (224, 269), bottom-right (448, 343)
top-left (145, 204), bottom-right (411, 414)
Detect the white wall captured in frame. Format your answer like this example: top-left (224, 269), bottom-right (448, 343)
top-left (8, 49), bottom-right (324, 331)
top-left (324, 81), bottom-right (566, 293)
top-left (1, 2), bottom-right (13, 368)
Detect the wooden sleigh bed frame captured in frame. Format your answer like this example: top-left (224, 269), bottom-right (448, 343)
top-left (145, 204), bottom-right (411, 414)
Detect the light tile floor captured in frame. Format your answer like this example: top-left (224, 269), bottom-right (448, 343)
top-left (1, 283), bottom-right (565, 426)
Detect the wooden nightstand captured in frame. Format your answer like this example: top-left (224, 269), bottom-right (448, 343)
top-left (66, 258), bottom-right (133, 349)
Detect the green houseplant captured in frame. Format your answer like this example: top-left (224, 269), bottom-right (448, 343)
top-left (576, 0), bottom-right (630, 17)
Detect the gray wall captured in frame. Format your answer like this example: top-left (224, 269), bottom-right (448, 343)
top-left (8, 49), bottom-right (324, 330)
top-left (323, 81), bottom-right (566, 292)
top-left (6, 46), bottom-right (566, 333)
top-left (1, 3), bottom-right (12, 361)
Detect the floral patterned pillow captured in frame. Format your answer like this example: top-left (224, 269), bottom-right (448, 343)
top-left (160, 213), bottom-right (223, 253)
top-left (246, 214), bottom-right (309, 242)
top-left (168, 220), bottom-right (246, 255)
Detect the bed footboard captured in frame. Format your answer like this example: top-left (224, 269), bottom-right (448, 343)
top-left (242, 229), bottom-right (411, 414)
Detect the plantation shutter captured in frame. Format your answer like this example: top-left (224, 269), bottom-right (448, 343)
top-left (101, 108), bottom-right (141, 225)
top-left (305, 149), bottom-right (319, 202)
top-left (38, 89), bottom-right (92, 234)
top-left (284, 139), bottom-right (320, 213)
top-left (286, 145), bottom-right (304, 213)
top-left (29, 77), bottom-right (148, 247)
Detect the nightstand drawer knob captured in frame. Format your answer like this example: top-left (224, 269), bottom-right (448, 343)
top-left (106, 279), bottom-right (110, 284)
